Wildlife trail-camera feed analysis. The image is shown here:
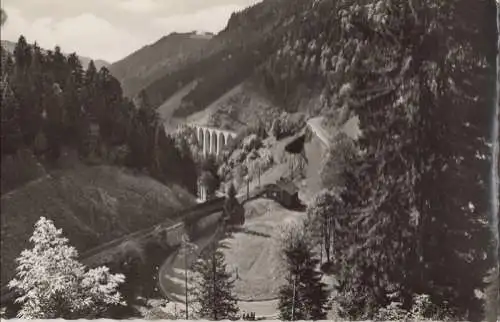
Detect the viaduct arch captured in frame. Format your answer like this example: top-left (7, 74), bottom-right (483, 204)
top-left (178, 123), bottom-right (237, 201)
top-left (181, 124), bottom-right (237, 157)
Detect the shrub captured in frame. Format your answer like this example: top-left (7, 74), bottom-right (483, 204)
top-left (271, 113), bottom-right (306, 140)
top-left (373, 301), bottom-right (408, 321)
top-left (8, 217), bottom-right (125, 319)
top-left (319, 132), bottom-right (358, 190)
top-left (374, 293), bottom-right (449, 321)
top-left (242, 134), bottom-right (262, 152)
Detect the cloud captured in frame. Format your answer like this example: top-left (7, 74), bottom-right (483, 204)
top-left (1, 7), bottom-right (142, 62)
top-left (118, 0), bottom-right (159, 13)
top-left (152, 4), bottom-right (242, 34)
top-left (0, 1), bottom-right (263, 62)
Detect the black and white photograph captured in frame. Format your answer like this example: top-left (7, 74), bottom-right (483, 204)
top-left (0, 0), bottom-right (499, 320)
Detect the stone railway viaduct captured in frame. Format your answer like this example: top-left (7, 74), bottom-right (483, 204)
top-left (180, 123), bottom-right (238, 157)
top-left (178, 123), bottom-right (238, 201)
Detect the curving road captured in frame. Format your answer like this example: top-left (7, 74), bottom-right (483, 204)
top-left (307, 116), bottom-right (332, 148)
top-left (158, 197), bottom-right (307, 319)
top-left (158, 221), bottom-right (221, 303)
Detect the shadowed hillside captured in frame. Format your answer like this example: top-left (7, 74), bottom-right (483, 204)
top-left (107, 0), bottom-right (355, 136)
top-left (0, 165), bottom-right (195, 288)
top-left (112, 0), bottom-right (313, 126)
top-left (109, 32), bottom-right (213, 98)
top-left (0, 34), bottom-right (201, 291)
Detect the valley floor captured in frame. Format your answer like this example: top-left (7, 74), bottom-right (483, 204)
top-left (222, 199), bottom-right (306, 301)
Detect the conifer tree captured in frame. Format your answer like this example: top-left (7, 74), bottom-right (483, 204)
top-left (192, 244), bottom-right (239, 320)
top-left (278, 223), bottom-right (329, 320)
top-left (1, 43), bottom-right (22, 155)
top-left (1, 8), bottom-right (7, 26)
top-left (223, 183), bottom-right (244, 226)
top-left (67, 53), bottom-right (84, 87)
top-left (13, 36), bottom-right (31, 71)
top-left (0, 79), bottom-right (23, 155)
top-left (51, 45), bottom-right (68, 86)
top-left (325, 0), bottom-right (496, 319)
top-left (306, 189), bottom-right (343, 264)
top-left (415, 1), bottom-right (496, 319)
top-left (12, 36), bottom-right (41, 146)
top-left (200, 155), bottom-right (221, 199)
top-left (175, 135), bottom-right (200, 195)
top-left (85, 60), bottom-right (97, 85)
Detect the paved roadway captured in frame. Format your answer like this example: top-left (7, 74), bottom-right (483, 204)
top-left (307, 116), bottom-right (332, 147)
top-left (307, 115), bottom-right (361, 147)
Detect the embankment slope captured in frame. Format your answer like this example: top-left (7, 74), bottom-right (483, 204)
top-left (1, 165), bottom-right (195, 287)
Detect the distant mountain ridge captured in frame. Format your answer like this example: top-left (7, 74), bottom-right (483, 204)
top-left (0, 39), bottom-right (110, 70)
top-left (108, 31), bottom-right (214, 97)
top-left (108, 0), bottom-right (322, 131)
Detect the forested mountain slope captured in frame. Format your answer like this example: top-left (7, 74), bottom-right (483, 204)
top-left (111, 0), bottom-right (315, 129)
top-left (280, 0), bottom-right (496, 320)
top-left (1, 36), bottom-right (198, 194)
top-left (107, 0), bottom-right (362, 134)
top-left (148, 0), bottom-right (496, 320)
top-left (0, 36), bottom-right (201, 288)
top-left (108, 32), bottom-right (213, 98)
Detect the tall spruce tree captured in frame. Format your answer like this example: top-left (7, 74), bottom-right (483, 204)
top-left (223, 183), bottom-right (244, 227)
top-left (12, 36), bottom-right (41, 146)
top-left (192, 244), bottom-right (239, 320)
top-left (325, 0), bottom-right (496, 320)
top-left (51, 46), bottom-right (68, 86)
top-left (67, 53), bottom-right (84, 87)
top-left (175, 135), bottom-right (199, 195)
top-left (278, 223), bottom-right (330, 320)
top-left (1, 8), bottom-right (7, 26)
top-left (1, 46), bottom-right (22, 155)
top-left (416, 1), bottom-right (496, 319)
top-left (305, 190), bottom-right (344, 264)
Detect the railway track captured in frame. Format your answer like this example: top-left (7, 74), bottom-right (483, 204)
top-left (1, 186), bottom-right (268, 305)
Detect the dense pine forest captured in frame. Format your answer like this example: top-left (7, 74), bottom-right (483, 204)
top-left (0, 36), bottom-right (198, 194)
top-left (297, 0), bottom-right (497, 320)
top-left (296, 0), bottom-right (498, 320)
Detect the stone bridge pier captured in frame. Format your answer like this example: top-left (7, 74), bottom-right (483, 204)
top-left (188, 124), bottom-right (237, 157)
top-left (178, 124), bottom-right (237, 201)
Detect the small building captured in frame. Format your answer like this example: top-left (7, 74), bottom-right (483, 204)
top-left (263, 178), bottom-right (301, 209)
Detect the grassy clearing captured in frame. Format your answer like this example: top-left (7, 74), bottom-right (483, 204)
top-left (221, 198), bottom-right (306, 301)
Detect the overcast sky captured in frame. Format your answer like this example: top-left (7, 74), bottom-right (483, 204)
top-left (1, 0), bottom-right (262, 63)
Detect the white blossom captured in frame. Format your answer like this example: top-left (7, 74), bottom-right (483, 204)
top-left (8, 217), bottom-right (125, 319)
